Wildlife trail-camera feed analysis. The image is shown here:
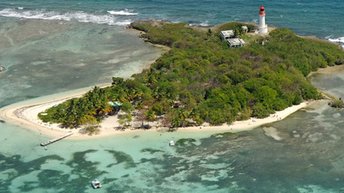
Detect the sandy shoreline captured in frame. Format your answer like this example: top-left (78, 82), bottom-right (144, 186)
top-left (0, 83), bottom-right (317, 140)
top-left (180, 101), bottom-right (316, 133)
top-left (308, 65), bottom-right (344, 77)
top-left (0, 84), bottom-right (113, 140)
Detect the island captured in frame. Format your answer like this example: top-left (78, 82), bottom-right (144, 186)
top-left (2, 21), bottom-right (344, 138)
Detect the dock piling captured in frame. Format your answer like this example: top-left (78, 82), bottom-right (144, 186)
top-left (40, 132), bottom-right (73, 147)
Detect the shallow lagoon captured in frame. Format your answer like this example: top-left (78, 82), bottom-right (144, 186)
top-left (1, 101), bottom-right (344, 193)
top-left (0, 18), bottom-right (161, 107)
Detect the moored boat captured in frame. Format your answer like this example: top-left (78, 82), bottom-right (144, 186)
top-left (169, 140), bottom-right (175, 146)
top-left (91, 179), bottom-right (102, 189)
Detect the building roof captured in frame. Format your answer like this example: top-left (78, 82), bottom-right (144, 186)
top-left (226, 38), bottom-right (245, 46)
top-left (108, 101), bottom-right (122, 107)
top-left (220, 30), bottom-right (234, 38)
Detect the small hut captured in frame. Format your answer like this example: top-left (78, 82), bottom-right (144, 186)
top-left (220, 30), bottom-right (235, 40)
top-left (227, 38), bottom-right (245, 48)
top-left (241, 26), bottom-right (248, 33)
top-left (108, 101), bottom-right (122, 113)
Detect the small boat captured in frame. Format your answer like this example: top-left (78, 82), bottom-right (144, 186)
top-left (169, 140), bottom-right (175, 146)
top-left (91, 179), bottom-right (102, 189)
top-left (0, 65), bottom-right (5, 72)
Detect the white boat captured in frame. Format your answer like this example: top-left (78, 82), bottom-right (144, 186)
top-left (91, 179), bottom-right (102, 189)
top-left (169, 140), bottom-right (175, 146)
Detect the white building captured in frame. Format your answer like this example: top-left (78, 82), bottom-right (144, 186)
top-left (227, 38), bottom-right (245, 48)
top-left (258, 5), bottom-right (268, 34)
top-left (241, 26), bottom-right (248, 33)
top-left (220, 30), bottom-right (235, 40)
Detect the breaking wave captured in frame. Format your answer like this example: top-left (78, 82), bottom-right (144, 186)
top-left (189, 21), bottom-right (210, 27)
top-left (328, 36), bottom-right (344, 48)
top-left (107, 9), bottom-right (138, 16)
top-left (0, 8), bottom-right (132, 26)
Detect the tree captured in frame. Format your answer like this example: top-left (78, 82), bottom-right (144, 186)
top-left (252, 103), bottom-right (272, 118)
top-left (207, 28), bottom-right (212, 36)
top-left (121, 102), bottom-right (133, 113)
top-left (118, 113), bottom-right (132, 128)
top-left (39, 22), bottom-right (344, 129)
top-left (112, 77), bottom-right (124, 86)
top-left (145, 109), bottom-right (156, 122)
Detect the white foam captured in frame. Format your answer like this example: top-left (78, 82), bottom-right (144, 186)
top-left (188, 21), bottom-right (209, 27)
top-left (328, 36), bottom-right (344, 48)
top-left (198, 21), bottom-right (209, 27)
top-left (107, 9), bottom-right (138, 16)
top-left (328, 37), bottom-right (344, 43)
top-left (0, 8), bottom-right (131, 26)
top-left (113, 20), bottom-right (132, 26)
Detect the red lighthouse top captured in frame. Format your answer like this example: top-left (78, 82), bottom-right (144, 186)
top-left (259, 5), bottom-right (265, 16)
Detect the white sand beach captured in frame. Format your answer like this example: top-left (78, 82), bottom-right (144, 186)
top-left (0, 84), bottom-right (317, 140)
top-left (177, 100), bottom-right (315, 133)
top-left (0, 84), bottom-right (115, 140)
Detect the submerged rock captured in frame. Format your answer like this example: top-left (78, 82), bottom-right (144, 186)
top-left (329, 98), bottom-right (344, 108)
top-left (263, 127), bottom-right (282, 141)
top-left (333, 113), bottom-right (341, 118)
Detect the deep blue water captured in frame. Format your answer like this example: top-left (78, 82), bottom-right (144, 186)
top-left (0, 0), bottom-right (343, 38)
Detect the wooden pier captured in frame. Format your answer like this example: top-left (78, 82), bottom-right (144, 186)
top-left (40, 132), bottom-right (73, 147)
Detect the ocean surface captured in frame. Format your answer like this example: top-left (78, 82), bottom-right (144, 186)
top-left (0, 0), bottom-right (344, 192)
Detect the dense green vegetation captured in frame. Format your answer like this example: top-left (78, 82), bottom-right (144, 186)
top-left (39, 21), bottom-right (344, 128)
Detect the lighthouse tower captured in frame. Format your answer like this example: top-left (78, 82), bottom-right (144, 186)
top-left (258, 5), bottom-right (268, 34)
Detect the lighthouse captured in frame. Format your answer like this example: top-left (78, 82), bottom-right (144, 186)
top-left (258, 5), bottom-right (268, 34)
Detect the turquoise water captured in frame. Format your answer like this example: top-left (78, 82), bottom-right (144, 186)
top-left (2, 104), bottom-right (344, 192)
top-left (0, 0), bottom-right (344, 192)
top-left (0, 18), bottom-right (162, 107)
top-left (0, 0), bottom-right (343, 38)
